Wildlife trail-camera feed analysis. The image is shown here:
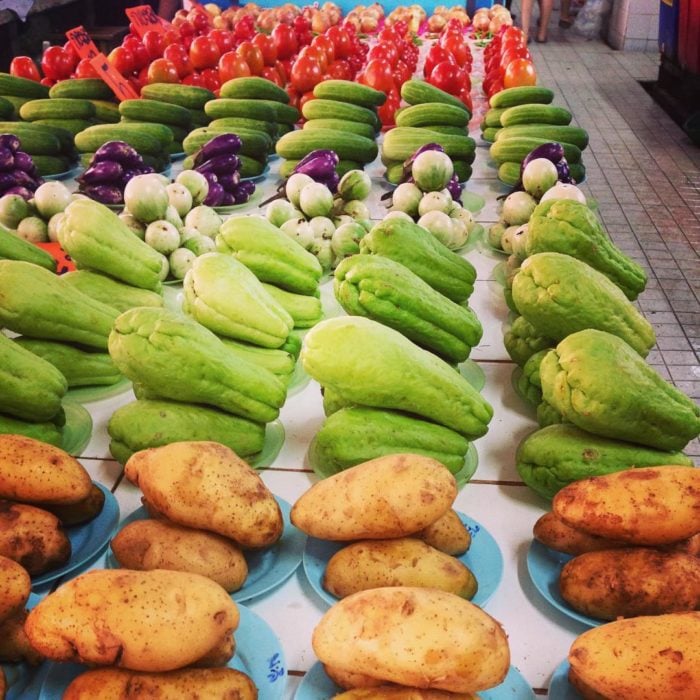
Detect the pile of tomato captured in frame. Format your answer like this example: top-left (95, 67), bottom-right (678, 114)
top-left (482, 26), bottom-right (537, 100)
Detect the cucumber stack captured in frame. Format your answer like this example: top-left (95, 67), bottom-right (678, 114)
top-left (482, 86), bottom-right (588, 185)
top-left (118, 98), bottom-right (193, 158)
top-left (0, 72), bottom-right (49, 120)
top-left (140, 82), bottom-right (215, 131)
top-left (388, 80), bottom-right (475, 183)
top-left (277, 79), bottom-right (383, 177)
top-left (49, 78), bottom-right (119, 125)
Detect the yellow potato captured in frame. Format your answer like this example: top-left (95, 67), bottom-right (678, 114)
top-left (323, 538), bottom-right (477, 599)
top-left (291, 454), bottom-right (456, 541)
top-left (188, 630), bottom-right (235, 668)
top-left (333, 688), bottom-right (480, 699)
top-left (125, 441), bottom-right (283, 549)
top-left (568, 612), bottom-right (700, 699)
top-left (312, 587), bottom-right (510, 693)
top-left (533, 512), bottom-right (629, 556)
top-left (111, 518), bottom-right (248, 593)
top-left (0, 434), bottom-right (92, 505)
top-left (25, 569), bottom-right (239, 672)
top-left (325, 665), bottom-right (384, 690)
top-left (560, 548), bottom-right (700, 621)
top-left (553, 466), bottom-right (700, 546)
top-left (42, 483), bottom-right (105, 526)
top-left (415, 509), bottom-right (471, 556)
top-left (0, 555), bottom-right (30, 623)
top-left (0, 501), bottom-right (70, 575)
top-left (63, 667), bottom-right (257, 700)
top-left (0, 609), bottom-right (43, 665)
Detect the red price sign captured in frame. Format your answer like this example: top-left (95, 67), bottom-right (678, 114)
top-left (126, 5), bottom-right (170, 36)
top-left (65, 25), bottom-right (100, 61)
top-left (89, 54), bottom-right (139, 101)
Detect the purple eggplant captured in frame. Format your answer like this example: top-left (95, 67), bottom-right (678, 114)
top-left (231, 181), bottom-right (255, 204)
top-left (194, 134), bottom-right (242, 167)
top-left (3, 186), bottom-right (33, 200)
top-left (93, 141), bottom-right (143, 168)
top-left (195, 154), bottom-right (241, 178)
top-left (0, 148), bottom-right (14, 172)
top-left (82, 184), bottom-right (124, 205)
top-left (217, 172), bottom-right (241, 191)
top-left (10, 169), bottom-right (38, 190)
top-left (13, 151), bottom-right (36, 175)
top-left (447, 173), bottom-right (463, 203)
top-left (203, 182), bottom-right (225, 207)
top-left (520, 143), bottom-right (566, 175)
top-left (218, 191), bottom-right (236, 206)
top-left (0, 172), bottom-right (17, 192)
top-left (295, 149), bottom-right (340, 170)
top-left (318, 171), bottom-right (340, 194)
top-left (293, 156), bottom-right (339, 183)
top-left (118, 168), bottom-right (141, 189)
top-left (81, 160), bottom-right (124, 185)
top-left (555, 158), bottom-right (572, 184)
top-left (0, 135), bottom-right (20, 153)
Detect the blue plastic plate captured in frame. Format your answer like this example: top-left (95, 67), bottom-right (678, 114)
top-left (526, 540), bottom-right (599, 628)
top-left (43, 165), bottom-right (80, 181)
top-left (39, 604), bottom-right (286, 700)
top-left (548, 659), bottom-right (583, 699)
top-left (108, 495), bottom-right (305, 603)
top-left (60, 400), bottom-right (93, 457)
top-left (303, 512), bottom-right (503, 608)
top-left (32, 483), bottom-right (120, 589)
top-left (295, 663), bottom-right (534, 700)
top-left (461, 190), bottom-right (486, 213)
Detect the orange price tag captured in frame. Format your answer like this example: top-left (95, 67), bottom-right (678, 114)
top-left (89, 53), bottom-right (139, 101)
top-left (126, 5), bottom-right (170, 36)
top-left (65, 25), bottom-right (100, 61)
top-left (34, 243), bottom-right (76, 275)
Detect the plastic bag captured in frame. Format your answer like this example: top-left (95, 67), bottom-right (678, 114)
top-left (572, 0), bottom-right (613, 40)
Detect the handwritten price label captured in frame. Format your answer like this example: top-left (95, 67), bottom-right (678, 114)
top-left (65, 25), bottom-right (100, 61)
top-left (126, 5), bottom-right (170, 36)
top-left (89, 54), bottom-right (139, 101)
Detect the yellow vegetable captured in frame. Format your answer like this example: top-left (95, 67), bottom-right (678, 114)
top-left (553, 466), bottom-right (700, 546)
top-left (333, 688), bottom-right (480, 699)
top-left (568, 612), bottom-right (700, 699)
top-left (415, 509), bottom-right (471, 556)
top-left (124, 441), bottom-right (283, 549)
top-left (291, 454), bottom-right (456, 541)
top-left (0, 555), bottom-right (30, 624)
top-left (312, 587), bottom-right (510, 694)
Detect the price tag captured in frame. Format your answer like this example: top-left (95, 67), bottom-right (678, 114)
top-left (89, 54), bottom-right (139, 101)
top-left (126, 5), bottom-right (170, 36)
top-left (65, 25), bottom-right (100, 61)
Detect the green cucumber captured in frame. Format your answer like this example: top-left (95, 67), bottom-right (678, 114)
top-left (204, 98), bottom-right (277, 122)
top-left (302, 99), bottom-right (378, 130)
top-left (90, 100), bottom-right (120, 123)
top-left (34, 118), bottom-right (92, 136)
top-left (0, 73), bottom-right (49, 99)
top-left (400, 79), bottom-right (470, 113)
top-left (119, 99), bottom-right (192, 128)
top-left (396, 103), bottom-right (470, 128)
top-left (75, 122), bottom-right (173, 155)
top-left (303, 118), bottom-right (375, 140)
top-left (498, 161), bottom-right (521, 186)
top-left (220, 76), bottom-right (289, 103)
top-left (490, 137), bottom-right (581, 164)
top-left (313, 80), bottom-right (386, 108)
top-left (500, 103), bottom-right (573, 127)
top-left (489, 86), bottom-right (555, 109)
top-left (0, 96), bottom-right (14, 121)
top-left (20, 98), bottom-right (96, 121)
top-left (49, 78), bottom-right (114, 100)
top-left (0, 122), bottom-right (62, 154)
top-left (382, 127), bottom-right (475, 161)
top-left (182, 126), bottom-right (272, 160)
top-left (496, 123), bottom-right (589, 150)
top-left (140, 83), bottom-right (216, 110)
top-left (275, 128), bottom-right (377, 163)
top-left (208, 116), bottom-right (277, 136)
top-left (481, 126), bottom-right (501, 142)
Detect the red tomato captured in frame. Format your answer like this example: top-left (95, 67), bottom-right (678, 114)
top-left (62, 41), bottom-right (80, 70)
top-left (311, 34), bottom-right (335, 64)
top-left (274, 59), bottom-right (289, 84)
top-left (439, 33), bottom-right (469, 67)
top-left (428, 61), bottom-right (467, 96)
top-left (190, 36), bottom-right (221, 70)
top-left (218, 51), bottom-right (251, 82)
top-left (285, 85), bottom-right (300, 108)
top-left (172, 16), bottom-right (195, 37)
top-left (367, 44), bottom-right (392, 65)
top-left (458, 86), bottom-right (473, 112)
top-left (500, 46), bottom-right (531, 71)
top-left (290, 53), bottom-right (323, 93)
top-left (377, 27), bottom-right (399, 44)
top-left (326, 25), bottom-right (352, 59)
top-left (200, 68), bottom-right (221, 92)
top-left (147, 58), bottom-right (179, 84)
top-left (233, 16), bottom-right (255, 42)
top-left (190, 10), bottom-right (211, 34)
top-left (142, 30), bottom-right (165, 61)
top-left (236, 41), bottom-right (263, 76)
top-left (504, 58), bottom-right (537, 88)
top-left (10, 56), bottom-right (40, 82)
top-left (486, 79), bottom-right (504, 99)
top-left (253, 34), bottom-right (278, 67)
top-left (377, 41), bottom-right (398, 66)
top-left (272, 24), bottom-right (298, 60)
top-left (182, 72), bottom-right (205, 87)
top-left (209, 29), bottom-right (234, 55)
top-left (161, 28), bottom-right (181, 48)
top-left (502, 26), bottom-right (526, 46)
top-left (392, 60), bottom-right (411, 87)
top-left (299, 90), bottom-right (316, 112)
top-left (325, 59), bottom-right (351, 81)
top-left (302, 45), bottom-right (329, 73)
top-left (123, 37), bottom-right (149, 71)
top-left (41, 46), bottom-right (73, 81)
top-left (362, 58), bottom-right (394, 93)
top-left (107, 46), bottom-right (135, 75)
top-left (423, 45), bottom-right (455, 79)
top-left (260, 66), bottom-right (284, 87)
top-left (445, 18), bottom-right (465, 33)
top-left (40, 77), bottom-right (55, 88)
top-left (74, 58), bottom-right (99, 79)
top-left (164, 43), bottom-right (193, 78)
top-left (377, 87), bottom-right (399, 127)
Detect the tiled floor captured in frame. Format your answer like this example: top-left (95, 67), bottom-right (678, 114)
top-left (510, 8), bottom-right (700, 457)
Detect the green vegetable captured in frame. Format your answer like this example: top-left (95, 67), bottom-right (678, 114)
top-left (0, 413), bottom-right (62, 446)
top-left (503, 315), bottom-right (554, 367)
top-left (516, 424), bottom-right (695, 500)
top-left (0, 221), bottom-right (56, 271)
top-left (540, 329), bottom-right (700, 452)
top-left (261, 282), bottom-right (322, 329)
top-left (108, 306), bottom-right (287, 423)
top-left (61, 270), bottom-right (163, 313)
top-left (301, 316), bottom-right (493, 440)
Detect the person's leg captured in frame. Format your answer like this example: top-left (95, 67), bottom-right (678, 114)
top-left (536, 0), bottom-right (553, 41)
top-left (559, 0), bottom-right (573, 26)
top-left (520, 0), bottom-right (534, 41)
